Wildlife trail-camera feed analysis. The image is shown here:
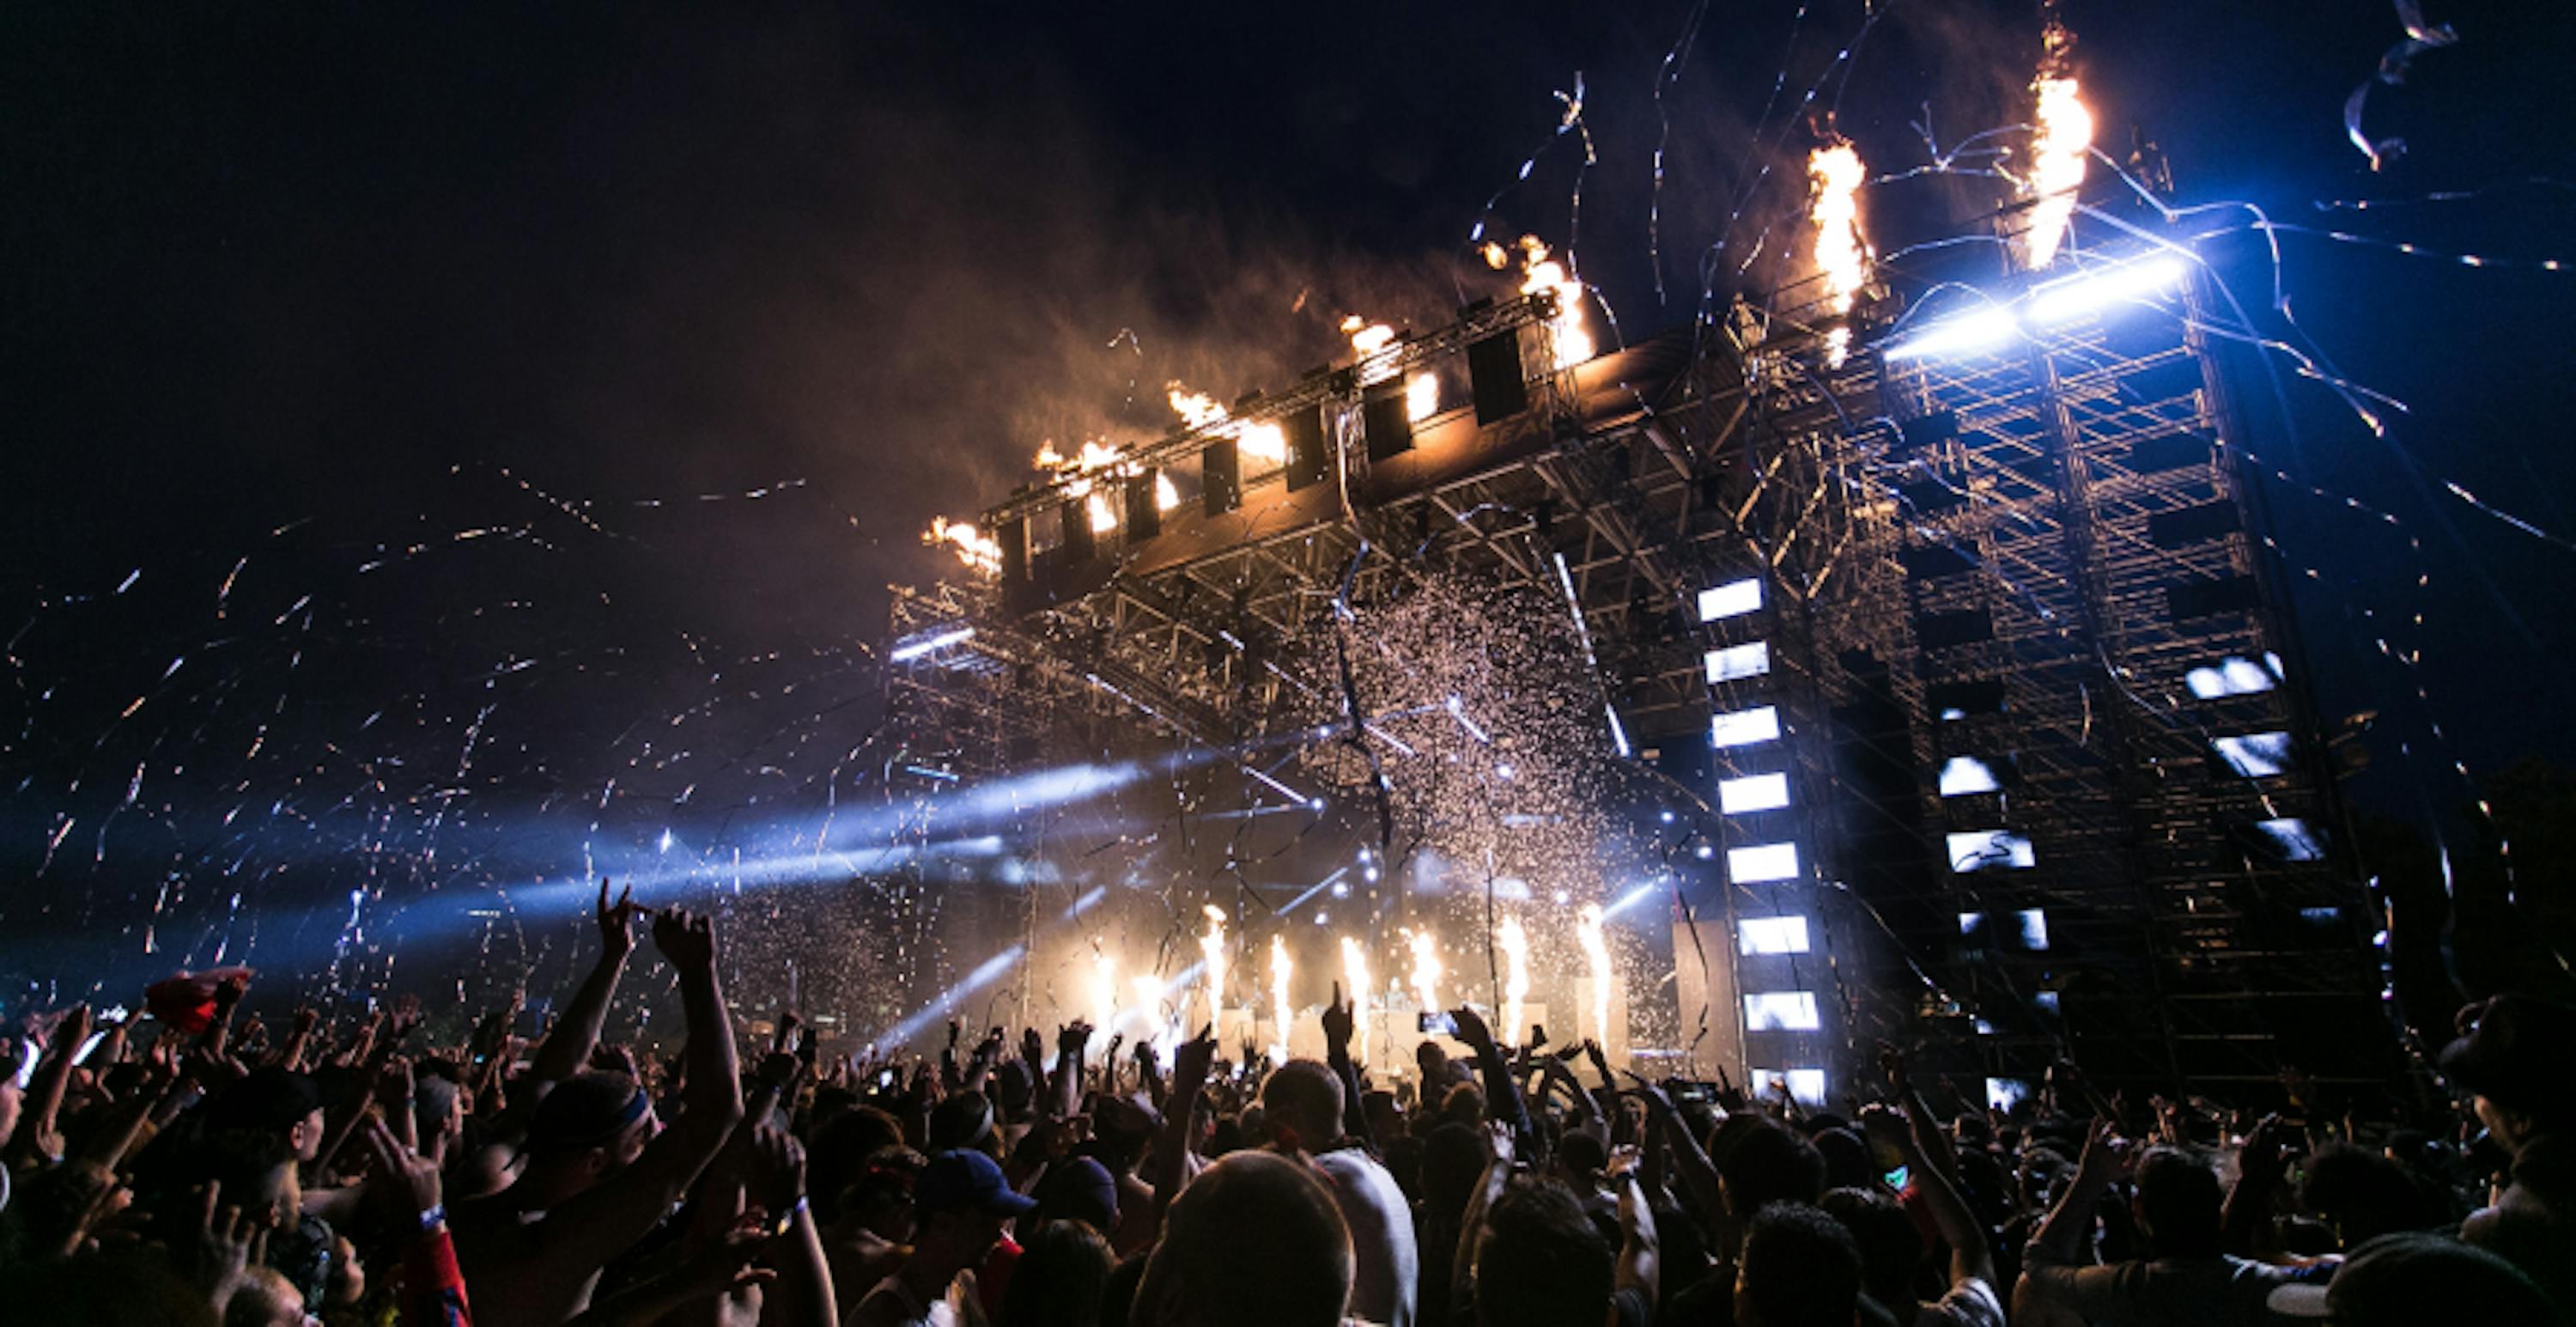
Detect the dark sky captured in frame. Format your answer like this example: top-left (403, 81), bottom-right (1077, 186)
top-left (2, 0), bottom-right (2572, 996)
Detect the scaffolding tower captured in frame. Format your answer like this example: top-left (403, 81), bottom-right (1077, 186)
top-left (886, 231), bottom-right (2387, 1099)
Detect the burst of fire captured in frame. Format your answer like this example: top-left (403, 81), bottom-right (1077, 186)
top-left (1340, 935), bottom-right (1372, 1066)
top-left (925, 515), bottom-right (1002, 575)
top-left (1269, 934), bottom-right (1294, 1062)
top-left (1496, 915), bottom-right (1531, 1045)
top-left (1089, 950), bottom-right (1119, 1033)
top-left (1169, 381), bottom-right (1289, 466)
top-left (2022, 21), bottom-right (2092, 269)
top-left (1200, 904), bottom-right (1229, 1024)
top-left (1406, 928), bottom-right (1442, 1014)
top-left (1406, 372), bottom-right (1439, 423)
top-left (1806, 141), bottom-right (1869, 367)
top-left (1577, 904), bottom-right (1613, 1047)
top-left (1512, 236), bottom-right (1595, 370)
top-left (1340, 314), bottom-right (1398, 358)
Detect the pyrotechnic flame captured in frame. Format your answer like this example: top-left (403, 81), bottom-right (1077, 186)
top-left (1168, 381), bottom-right (1289, 466)
top-left (1510, 236), bottom-right (1595, 369)
top-left (1090, 950), bottom-right (1119, 1033)
top-left (1269, 934), bottom-right (1293, 1062)
top-left (1084, 492), bottom-right (1119, 533)
top-left (1407, 928), bottom-right (1441, 1014)
top-left (1200, 904), bottom-right (1228, 1024)
top-left (2021, 22), bottom-right (2092, 270)
top-left (925, 516), bottom-right (1002, 575)
top-left (1341, 314), bottom-right (1398, 359)
top-left (1577, 904), bottom-right (1613, 1047)
top-left (1406, 373), bottom-right (1439, 423)
top-left (1497, 915), bottom-right (1531, 1045)
top-left (1340, 935), bottom-right (1371, 1066)
top-left (1154, 472), bottom-right (1180, 511)
top-left (1806, 141), bottom-right (1869, 367)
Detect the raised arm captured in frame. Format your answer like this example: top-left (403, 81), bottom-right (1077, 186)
top-left (522, 880), bottom-right (640, 1105)
top-left (6, 1003), bottom-right (90, 1166)
top-left (545, 907), bottom-right (744, 1274)
top-left (1446, 1005), bottom-right (1531, 1151)
top-left (1607, 1145), bottom-right (1660, 1307)
top-left (1628, 1074), bottom-right (1722, 1221)
top-left (2015, 1118), bottom-right (2131, 1324)
top-left (1321, 983), bottom-right (1371, 1147)
top-left (1450, 1122), bottom-right (1514, 1311)
top-left (1147, 1025), bottom-right (1217, 1233)
top-left (1862, 1103), bottom-right (1992, 1289)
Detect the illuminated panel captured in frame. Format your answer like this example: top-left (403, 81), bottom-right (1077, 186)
top-left (1705, 642), bottom-right (1772, 685)
top-left (1738, 916), bottom-right (1811, 955)
top-left (1718, 773), bottom-right (1791, 814)
top-left (2184, 654), bottom-right (2281, 698)
top-left (1985, 1078), bottom-right (2033, 1111)
top-left (1711, 706), bottom-right (1782, 749)
top-left (1728, 842), bottom-right (1801, 884)
top-left (2257, 818), bottom-right (2327, 861)
top-left (1937, 756), bottom-right (1999, 796)
top-left (1948, 831), bottom-right (2035, 872)
top-left (1744, 991), bottom-right (1821, 1032)
top-left (2214, 732), bottom-right (2293, 778)
top-left (1749, 1068), bottom-right (1828, 1106)
top-left (2017, 908), bottom-right (2050, 951)
top-left (1698, 577), bottom-right (1765, 622)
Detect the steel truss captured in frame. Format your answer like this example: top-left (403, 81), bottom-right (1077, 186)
top-left (889, 253), bottom-right (2384, 1095)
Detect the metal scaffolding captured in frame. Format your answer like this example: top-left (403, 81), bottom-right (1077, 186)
top-left (885, 236), bottom-right (2385, 1096)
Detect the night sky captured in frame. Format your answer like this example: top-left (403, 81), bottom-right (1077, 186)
top-left (3, 0), bottom-right (2572, 1003)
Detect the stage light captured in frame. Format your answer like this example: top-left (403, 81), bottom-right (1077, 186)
top-left (1750, 1068), bottom-right (1827, 1106)
top-left (890, 624), bottom-right (975, 662)
top-left (1710, 704), bottom-right (1781, 749)
top-left (2256, 818), bottom-right (2326, 861)
top-left (1984, 1078), bottom-right (2033, 1111)
top-left (1883, 306), bottom-right (2018, 362)
top-left (1947, 830), bottom-right (2035, 872)
top-left (1937, 757), bottom-right (1999, 797)
top-left (2025, 256), bottom-right (2189, 325)
top-left (2017, 909), bottom-right (2050, 952)
top-left (1738, 916), bottom-right (1810, 955)
top-left (1698, 577), bottom-right (1764, 622)
top-left (1694, 844), bottom-right (1715, 860)
top-left (2185, 654), bottom-right (2281, 698)
top-left (1705, 642), bottom-right (1771, 684)
top-left (1728, 842), bottom-right (1801, 883)
top-left (2214, 732), bottom-right (2292, 778)
top-left (1718, 772), bottom-right (1791, 814)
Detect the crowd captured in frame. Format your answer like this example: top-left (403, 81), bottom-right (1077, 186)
top-left (3, 880), bottom-right (2571, 1325)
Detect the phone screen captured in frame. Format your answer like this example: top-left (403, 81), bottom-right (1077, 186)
top-left (1418, 1011), bottom-right (1457, 1036)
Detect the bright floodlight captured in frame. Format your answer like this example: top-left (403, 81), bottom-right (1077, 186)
top-left (1711, 704), bottom-right (1782, 749)
top-left (1705, 641), bottom-right (1772, 685)
top-left (2025, 255), bottom-right (2189, 325)
top-left (1738, 915), bottom-right (1811, 955)
top-left (1884, 306), bottom-right (2019, 362)
top-left (1728, 841), bottom-right (1801, 883)
top-left (1718, 772), bottom-right (1791, 814)
top-left (1744, 991), bottom-right (1822, 1032)
top-left (1698, 577), bottom-right (1764, 622)
top-left (890, 624), bottom-right (975, 662)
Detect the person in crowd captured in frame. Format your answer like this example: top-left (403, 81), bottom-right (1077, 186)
top-left (1130, 1149), bottom-right (1353, 1327)
top-left (849, 1148), bottom-right (1035, 1327)
top-left (1737, 1202), bottom-right (1866, 1327)
top-left (996, 1217), bottom-right (1115, 1327)
top-left (2441, 993), bottom-right (2576, 1309)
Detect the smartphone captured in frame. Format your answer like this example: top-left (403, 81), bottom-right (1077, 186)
top-left (1419, 1012), bottom-right (1457, 1036)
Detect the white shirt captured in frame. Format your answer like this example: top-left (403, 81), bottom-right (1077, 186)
top-left (1315, 1147), bottom-right (1419, 1327)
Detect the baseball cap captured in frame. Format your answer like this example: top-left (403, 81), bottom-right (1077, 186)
top-left (918, 1148), bottom-right (1038, 1219)
top-left (2267, 1232), bottom-right (2554, 1323)
top-left (1033, 1156), bottom-right (1119, 1232)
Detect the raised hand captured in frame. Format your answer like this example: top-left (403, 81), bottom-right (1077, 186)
top-left (1445, 1004), bottom-right (1496, 1054)
top-left (1878, 1043), bottom-right (1911, 1094)
top-left (1171, 1023), bottom-right (1218, 1095)
top-left (743, 1123), bottom-right (806, 1222)
top-left (598, 878), bottom-right (642, 959)
top-left (361, 1117), bottom-right (443, 1225)
top-left (2076, 1117), bottom-right (2133, 1186)
top-left (651, 907), bottom-right (717, 973)
top-left (191, 1182), bottom-right (266, 1317)
top-left (1321, 982), bottom-right (1354, 1055)
top-left (1058, 1021), bottom-right (1092, 1057)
